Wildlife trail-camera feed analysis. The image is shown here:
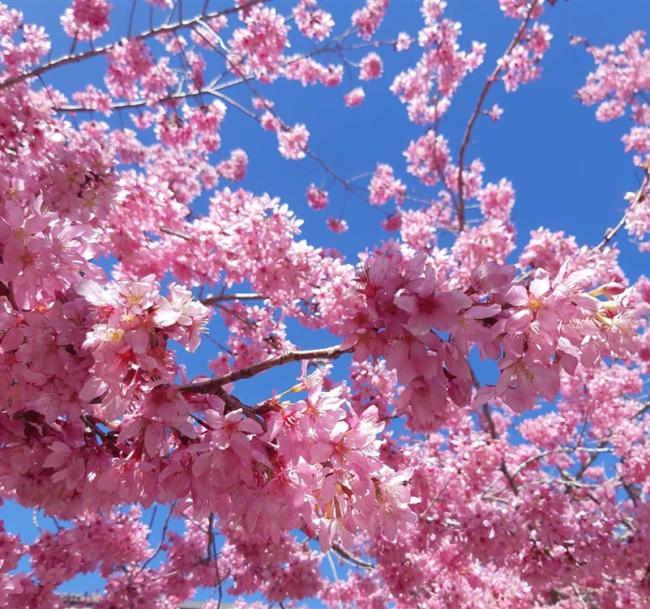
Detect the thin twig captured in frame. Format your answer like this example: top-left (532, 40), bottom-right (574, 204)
top-left (633, 401), bottom-right (650, 419)
top-left (482, 404), bottom-right (519, 495)
top-left (55, 86), bottom-right (217, 113)
top-left (32, 510), bottom-right (43, 534)
top-left (456, 1), bottom-right (537, 230)
top-left (596, 167), bottom-right (650, 250)
top-left (136, 502), bottom-right (176, 574)
top-left (127, 0), bottom-right (137, 38)
top-left (207, 513), bottom-right (224, 609)
top-left (575, 439), bottom-right (608, 480)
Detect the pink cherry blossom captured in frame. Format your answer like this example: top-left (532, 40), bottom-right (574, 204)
top-left (344, 87), bottom-right (365, 107)
top-left (306, 184), bottom-right (329, 210)
top-left (327, 217), bottom-right (349, 233)
top-left (277, 124), bottom-right (309, 160)
top-left (359, 52), bottom-right (383, 81)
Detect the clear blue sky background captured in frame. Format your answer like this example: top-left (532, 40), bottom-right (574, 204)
top-left (3, 0), bottom-right (650, 602)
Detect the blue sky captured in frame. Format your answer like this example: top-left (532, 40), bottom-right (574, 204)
top-left (4, 0), bottom-right (650, 602)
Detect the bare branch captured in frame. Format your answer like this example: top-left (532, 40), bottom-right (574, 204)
top-left (633, 401), bottom-right (650, 419)
top-left (209, 89), bottom-right (258, 119)
top-left (331, 543), bottom-right (374, 570)
top-left (178, 345), bottom-right (351, 394)
top-left (127, 0), bottom-right (137, 38)
top-left (159, 226), bottom-right (191, 240)
top-left (596, 166), bottom-right (650, 250)
top-left (207, 513), bottom-right (224, 609)
top-left (575, 439), bottom-right (608, 480)
top-left (136, 502), bottom-right (176, 574)
top-left (202, 293), bottom-right (267, 305)
top-left (456, 1), bottom-right (537, 231)
top-left (482, 404), bottom-right (519, 495)
top-left (54, 85), bottom-right (217, 113)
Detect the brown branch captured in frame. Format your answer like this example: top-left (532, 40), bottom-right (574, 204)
top-left (209, 90), bottom-right (258, 119)
top-left (620, 479), bottom-right (640, 507)
top-left (0, 281), bottom-right (18, 310)
top-left (420, 475), bottom-right (452, 520)
top-left (633, 401), bottom-right (650, 419)
top-left (331, 543), bottom-right (374, 570)
top-left (136, 501), bottom-right (176, 575)
top-left (508, 449), bottom-right (561, 480)
top-left (482, 404), bottom-right (519, 495)
top-left (81, 414), bottom-right (123, 457)
top-left (575, 439), bottom-right (608, 480)
top-left (207, 512), bottom-right (225, 609)
top-left (190, 413), bottom-right (213, 431)
top-left (571, 584), bottom-right (591, 609)
top-left (178, 345), bottom-right (351, 394)
top-left (202, 293), bottom-right (267, 305)
top-left (159, 226), bottom-right (191, 240)
top-left (471, 367), bottom-right (519, 495)
top-left (557, 469), bottom-right (602, 505)
top-left (0, 0), bottom-right (272, 91)
top-left (54, 86), bottom-right (216, 113)
top-left (127, 0), bottom-right (137, 38)
top-left (211, 385), bottom-right (266, 430)
top-left (596, 166), bottom-right (650, 250)
top-left (456, 1), bottom-right (537, 231)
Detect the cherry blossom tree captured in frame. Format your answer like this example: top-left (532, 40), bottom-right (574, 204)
top-left (0, 0), bottom-right (649, 607)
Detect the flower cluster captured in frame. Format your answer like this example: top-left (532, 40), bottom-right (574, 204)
top-left (342, 246), bottom-right (638, 427)
top-left (577, 31), bottom-right (650, 250)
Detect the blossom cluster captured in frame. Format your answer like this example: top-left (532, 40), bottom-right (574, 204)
top-left (342, 246), bottom-right (638, 429)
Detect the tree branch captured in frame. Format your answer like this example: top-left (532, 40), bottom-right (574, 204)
top-left (159, 226), bottom-right (191, 240)
top-left (456, 1), bottom-right (537, 231)
top-left (54, 86), bottom-right (217, 113)
top-left (596, 166), bottom-right (650, 250)
top-left (202, 293), bottom-right (267, 305)
top-left (178, 345), bottom-right (351, 394)
top-left (331, 543), bottom-right (374, 570)
top-left (575, 439), bottom-right (608, 480)
top-left (211, 384), bottom-right (267, 430)
top-left (481, 404), bottom-right (519, 495)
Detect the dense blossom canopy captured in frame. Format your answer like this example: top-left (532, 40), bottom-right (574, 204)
top-left (0, 0), bottom-right (649, 608)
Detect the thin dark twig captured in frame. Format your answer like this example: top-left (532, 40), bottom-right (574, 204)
top-left (159, 226), bottom-right (191, 240)
top-left (137, 502), bottom-right (176, 574)
top-left (596, 167), bottom-right (650, 250)
top-left (127, 0), bottom-right (137, 38)
top-left (482, 404), bottom-right (519, 495)
top-left (207, 513), bottom-right (224, 609)
top-left (212, 384), bottom-right (267, 430)
top-left (456, 1), bottom-right (537, 230)
top-left (147, 505), bottom-right (159, 537)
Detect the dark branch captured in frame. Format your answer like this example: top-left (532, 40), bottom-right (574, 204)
top-left (178, 345), bottom-right (351, 394)
top-left (456, 2), bottom-right (537, 231)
